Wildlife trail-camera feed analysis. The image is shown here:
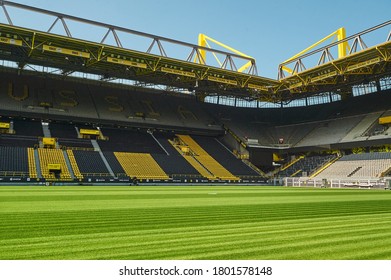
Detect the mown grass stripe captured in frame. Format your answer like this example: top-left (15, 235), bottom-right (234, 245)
top-left (2, 212), bottom-right (390, 249)
top-left (1, 186), bottom-right (391, 259)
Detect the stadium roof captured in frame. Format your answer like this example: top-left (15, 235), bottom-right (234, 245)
top-left (0, 1), bottom-right (390, 102)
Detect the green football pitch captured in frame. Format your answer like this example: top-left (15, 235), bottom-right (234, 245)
top-left (1, 186), bottom-right (391, 260)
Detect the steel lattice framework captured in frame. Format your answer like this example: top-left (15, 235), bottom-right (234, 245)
top-left (0, 1), bottom-right (390, 102)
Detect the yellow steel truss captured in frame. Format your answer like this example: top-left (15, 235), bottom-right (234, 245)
top-left (0, 0), bottom-right (390, 102)
top-left (196, 34), bottom-right (254, 73)
top-left (280, 28), bottom-right (349, 76)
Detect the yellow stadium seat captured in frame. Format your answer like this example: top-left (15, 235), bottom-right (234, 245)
top-left (114, 152), bottom-right (169, 180)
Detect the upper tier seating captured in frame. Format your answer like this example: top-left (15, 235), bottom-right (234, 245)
top-left (0, 72), bottom-right (219, 133)
top-left (58, 138), bottom-right (93, 149)
top-left (49, 122), bottom-right (78, 139)
top-left (98, 128), bottom-right (164, 153)
top-left (0, 134), bottom-right (38, 147)
top-left (204, 90), bottom-right (391, 147)
top-left (13, 120), bottom-right (43, 137)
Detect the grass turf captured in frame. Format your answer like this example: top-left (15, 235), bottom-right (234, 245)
top-left (1, 186), bottom-right (391, 260)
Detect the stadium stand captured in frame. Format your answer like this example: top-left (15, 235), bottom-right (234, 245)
top-left (72, 150), bottom-right (111, 178)
top-left (49, 122), bottom-right (78, 139)
top-left (0, 69), bottom-right (390, 185)
top-left (114, 152), bottom-right (169, 180)
top-left (315, 152), bottom-right (391, 179)
top-left (151, 154), bottom-right (202, 179)
top-left (0, 73), bottom-right (213, 133)
top-left (102, 151), bottom-right (127, 178)
top-left (278, 154), bottom-right (336, 177)
top-left (339, 112), bottom-right (383, 142)
top-left (27, 148), bottom-right (38, 179)
top-left (38, 148), bottom-right (72, 180)
top-left (178, 153), bottom-right (215, 179)
top-left (0, 74), bottom-right (99, 120)
top-left (203, 90), bottom-right (391, 148)
top-left (59, 139), bottom-right (94, 150)
top-left (66, 150), bottom-right (83, 180)
top-left (98, 128), bottom-right (164, 153)
top-left (91, 85), bottom-right (218, 131)
top-left (191, 135), bottom-right (260, 177)
top-left (0, 134), bottom-right (38, 148)
top-left (152, 132), bottom-right (181, 155)
top-left (0, 146), bottom-right (29, 177)
top-left (1, 2), bottom-right (391, 188)
top-left (295, 115), bottom-right (365, 147)
top-left (150, 132), bottom-right (202, 178)
top-left (13, 119), bottom-right (43, 137)
top-left (176, 135), bottom-right (239, 181)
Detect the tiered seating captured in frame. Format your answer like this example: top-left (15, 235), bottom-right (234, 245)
top-left (192, 136), bottom-right (259, 177)
top-left (181, 153), bottom-right (215, 180)
top-left (72, 150), bottom-right (111, 177)
top-left (271, 124), bottom-right (319, 147)
top-left (38, 148), bottom-right (72, 180)
top-left (27, 148), bottom-right (37, 178)
top-left (114, 152), bottom-right (169, 180)
top-left (0, 146), bottom-right (29, 177)
top-left (66, 150), bottom-right (83, 180)
top-left (98, 128), bottom-right (164, 153)
top-left (1, 72), bottom-right (391, 184)
top-left (152, 154), bottom-right (201, 178)
top-left (0, 134), bottom-right (38, 147)
top-left (169, 139), bottom-right (216, 180)
top-left (177, 135), bottom-right (239, 181)
top-left (49, 123), bottom-right (78, 139)
top-left (279, 155), bottom-right (335, 177)
top-left (13, 120), bottom-right (43, 137)
top-left (204, 89), bottom-right (391, 148)
top-left (150, 132), bottom-right (204, 178)
top-left (316, 152), bottom-right (391, 179)
top-left (296, 116), bottom-right (365, 147)
top-left (102, 152), bottom-right (126, 178)
top-left (58, 138), bottom-right (93, 149)
top-left (340, 112), bottom-right (382, 142)
top-left (1, 72), bottom-right (220, 133)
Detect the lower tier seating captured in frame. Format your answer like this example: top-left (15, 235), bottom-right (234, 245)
top-left (38, 148), bottom-right (72, 180)
top-left (27, 148), bottom-right (37, 178)
top-left (279, 154), bottom-right (335, 177)
top-left (0, 146), bottom-right (29, 177)
top-left (316, 152), bottom-right (391, 179)
top-left (66, 150), bottom-right (83, 180)
top-left (114, 152), bottom-right (169, 180)
top-left (176, 135), bottom-right (239, 181)
top-left (72, 150), bottom-right (111, 177)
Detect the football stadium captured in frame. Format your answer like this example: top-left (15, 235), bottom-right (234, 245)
top-left (0, 1), bottom-right (391, 260)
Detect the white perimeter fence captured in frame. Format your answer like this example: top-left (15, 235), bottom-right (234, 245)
top-left (284, 177), bottom-right (391, 189)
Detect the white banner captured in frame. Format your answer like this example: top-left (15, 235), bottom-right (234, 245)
top-left (0, 260), bottom-right (389, 280)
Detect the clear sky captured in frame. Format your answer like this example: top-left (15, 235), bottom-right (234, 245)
top-left (1, 0), bottom-right (390, 78)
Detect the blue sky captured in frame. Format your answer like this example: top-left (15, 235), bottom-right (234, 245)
top-left (1, 0), bottom-right (390, 78)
